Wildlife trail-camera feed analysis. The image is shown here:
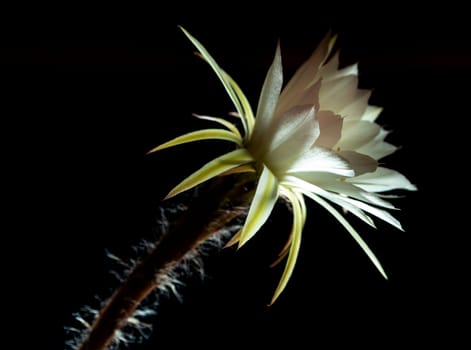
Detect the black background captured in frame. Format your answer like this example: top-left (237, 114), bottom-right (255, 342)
top-left (4, 3), bottom-right (469, 349)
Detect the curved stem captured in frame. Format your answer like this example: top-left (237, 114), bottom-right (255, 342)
top-left (77, 174), bottom-right (255, 350)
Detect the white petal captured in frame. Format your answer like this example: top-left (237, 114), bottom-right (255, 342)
top-left (259, 105), bottom-right (319, 167)
top-left (252, 42), bottom-right (283, 143)
top-left (315, 111), bottom-right (343, 149)
top-left (336, 120), bottom-right (381, 151)
top-left (299, 191), bottom-right (388, 279)
top-left (348, 167), bottom-right (417, 192)
top-left (319, 50), bottom-right (340, 78)
top-left (268, 104), bottom-right (318, 153)
top-left (323, 61), bottom-right (359, 82)
top-left (338, 150), bottom-right (377, 176)
top-left (283, 176), bottom-right (375, 227)
top-left (318, 75), bottom-right (358, 113)
top-left (361, 105), bottom-right (383, 122)
top-left (275, 81), bottom-right (321, 117)
top-left (319, 60), bottom-right (372, 119)
top-left (279, 32), bottom-right (333, 108)
top-left (338, 89), bottom-right (371, 120)
top-left (356, 128), bottom-right (397, 160)
top-left (284, 147), bottom-right (354, 177)
top-left (286, 175), bottom-right (403, 230)
top-left (338, 194), bottom-right (403, 230)
top-left (292, 171), bottom-right (396, 209)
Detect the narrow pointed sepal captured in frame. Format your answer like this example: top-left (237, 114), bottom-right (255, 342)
top-left (237, 165), bottom-right (279, 247)
top-left (147, 129), bottom-right (242, 154)
top-left (165, 148), bottom-right (254, 199)
top-left (304, 192), bottom-right (388, 279)
top-left (270, 189), bottom-right (306, 305)
top-left (179, 26), bottom-right (254, 138)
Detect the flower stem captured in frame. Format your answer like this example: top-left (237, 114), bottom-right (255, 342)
top-left (77, 173), bottom-right (255, 350)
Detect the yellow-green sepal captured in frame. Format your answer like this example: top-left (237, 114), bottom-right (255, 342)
top-left (270, 188), bottom-right (306, 305)
top-left (237, 165), bottom-right (279, 247)
top-left (165, 148), bottom-right (254, 199)
top-left (148, 129), bottom-right (242, 154)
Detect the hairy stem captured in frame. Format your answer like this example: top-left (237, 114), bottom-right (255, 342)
top-left (77, 173), bottom-right (255, 350)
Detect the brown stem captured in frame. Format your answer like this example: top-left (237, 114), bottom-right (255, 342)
top-left (77, 173), bottom-right (255, 350)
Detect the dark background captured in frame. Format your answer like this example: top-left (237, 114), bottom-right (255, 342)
top-left (4, 3), bottom-right (469, 349)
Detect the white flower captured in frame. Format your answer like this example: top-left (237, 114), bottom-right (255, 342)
top-left (149, 27), bottom-right (417, 304)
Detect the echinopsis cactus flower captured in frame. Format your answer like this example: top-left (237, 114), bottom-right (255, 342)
top-left (150, 27), bottom-right (417, 303)
top-left (69, 27), bottom-right (416, 350)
